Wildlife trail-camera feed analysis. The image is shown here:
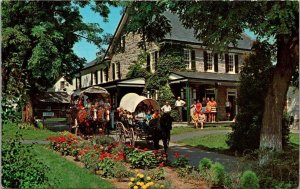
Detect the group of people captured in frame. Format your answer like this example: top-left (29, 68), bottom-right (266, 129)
top-left (190, 97), bottom-right (217, 129)
top-left (117, 102), bottom-right (162, 130)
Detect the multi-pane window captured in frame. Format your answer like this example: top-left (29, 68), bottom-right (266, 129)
top-left (102, 70), bottom-right (107, 83)
top-left (93, 71), bottom-right (97, 85)
top-left (115, 62), bottom-right (120, 80)
top-left (150, 51), bottom-right (158, 73)
top-left (207, 53), bottom-right (214, 71)
top-left (228, 54), bottom-right (234, 72)
top-left (184, 49), bottom-right (191, 69)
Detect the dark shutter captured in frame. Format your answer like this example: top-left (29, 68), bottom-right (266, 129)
top-left (100, 70), bottom-right (103, 83)
top-left (112, 64), bottom-right (115, 80)
top-left (214, 53), bottom-right (218, 72)
top-left (79, 77), bottom-right (81, 88)
top-left (117, 62), bottom-right (121, 79)
top-left (146, 54), bottom-right (150, 71)
top-left (235, 54), bottom-right (239, 73)
top-left (191, 50), bottom-right (196, 71)
top-left (225, 54), bottom-right (229, 73)
top-left (154, 51), bottom-right (158, 70)
top-left (204, 51), bottom-right (208, 71)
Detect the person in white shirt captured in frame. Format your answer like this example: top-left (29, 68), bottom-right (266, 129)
top-left (175, 96), bottom-right (185, 122)
top-left (161, 101), bottom-right (172, 114)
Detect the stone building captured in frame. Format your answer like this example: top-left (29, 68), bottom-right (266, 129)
top-left (73, 10), bottom-right (253, 121)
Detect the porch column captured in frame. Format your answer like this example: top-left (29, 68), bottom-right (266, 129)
top-left (215, 83), bottom-right (219, 122)
top-left (186, 82), bottom-right (191, 124)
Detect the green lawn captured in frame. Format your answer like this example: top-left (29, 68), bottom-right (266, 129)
top-left (177, 133), bottom-right (299, 154)
top-left (171, 125), bottom-right (231, 135)
top-left (32, 145), bottom-right (115, 189)
top-left (2, 122), bottom-right (61, 140)
top-left (290, 133), bottom-right (299, 145)
top-left (177, 133), bottom-right (230, 151)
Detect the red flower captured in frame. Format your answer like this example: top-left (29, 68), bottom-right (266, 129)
top-left (159, 162), bottom-right (164, 167)
top-left (144, 148), bottom-right (148, 151)
top-left (184, 154), bottom-right (190, 158)
top-left (174, 152), bottom-right (180, 158)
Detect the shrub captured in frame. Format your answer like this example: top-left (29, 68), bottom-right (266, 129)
top-left (239, 170), bottom-right (259, 189)
top-left (211, 162), bottom-right (226, 186)
top-left (198, 157), bottom-right (213, 171)
top-left (92, 135), bottom-right (115, 146)
top-left (96, 157), bottom-right (116, 178)
top-left (146, 167), bottom-right (165, 181)
top-left (81, 149), bottom-right (100, 171)
top-left (2, 133), bottom-right (49, 188)
top-left (127, 149), bottom-right (159, 169)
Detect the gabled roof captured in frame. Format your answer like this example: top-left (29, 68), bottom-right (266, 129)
top-left (163, 11), bottom-right (253, 50)
top-left (35, 92), bottom-right (70, 104)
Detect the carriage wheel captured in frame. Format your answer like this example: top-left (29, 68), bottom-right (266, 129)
top-left (130, 127), bottom-right (135, 147)
top-left (116, 122), bottom-right (125, 144)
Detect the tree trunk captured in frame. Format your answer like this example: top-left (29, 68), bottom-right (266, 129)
top-left (259, 33), bottom-right (298, 160)
top-left (22, 96), bottom-right (34, 123)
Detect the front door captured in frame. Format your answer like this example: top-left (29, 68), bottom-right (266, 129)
top-left (227, 89), bottom-right (237, 120)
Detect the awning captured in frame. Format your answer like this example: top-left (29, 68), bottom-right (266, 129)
top-left (119, 93), bottom-right (160, 113)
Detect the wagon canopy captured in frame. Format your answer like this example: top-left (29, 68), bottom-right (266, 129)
top-left (119, 93), bottom-right (160, 113)
top-left (80, 86), bottom-right (110, 98)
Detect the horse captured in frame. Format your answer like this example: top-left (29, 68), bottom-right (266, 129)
top-left (95, 107), bottom-right (110, 135)
top-left (149, 113), bottom-right (173, 153)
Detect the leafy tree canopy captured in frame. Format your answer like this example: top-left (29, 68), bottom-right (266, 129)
top-left (2, 1), bottom-right (117, 100)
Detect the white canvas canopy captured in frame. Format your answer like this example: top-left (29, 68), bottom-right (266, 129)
top-left (119, 93), bottom-right (160, 113)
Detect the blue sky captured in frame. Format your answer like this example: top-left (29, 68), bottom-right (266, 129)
top-left (73, 6), bottom-right (122, 63)
top-left (73, 6), bottom-right (257, 64)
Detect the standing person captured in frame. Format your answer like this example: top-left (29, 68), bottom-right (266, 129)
top-left (190, 100), bottom-right (196, 117)
top-left (210, 97), bottom-right (217, 123)
top-left (195, 99), bottom-right (202, 115)
top-left (201, 97), bottom-right (207, 113)
top-left (198, 112), bottom-right (206, 129)
top-left (206, 97), bottom-right (212, 122)
top-left (225, 98), bottom-right (232, 121)
top-left (161, 101), bottom-right (172, 114)
top-left (175, 96), bottom-right (185, 122)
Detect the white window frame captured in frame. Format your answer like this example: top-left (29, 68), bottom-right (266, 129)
top-left (115, 63), bottom-right (120, 80)
top-left (102, 70), bottom-right (107, 83)
top-left (228, 53), bottom-right (235, 73)
top-left (184, 49), bottom-right (192, 70)
top-left (150, 52), bottom-right (155, 73)
top-left (207, 52), bottom-right (214, 72)
top-left (93, 72), bottom-right (97, 85)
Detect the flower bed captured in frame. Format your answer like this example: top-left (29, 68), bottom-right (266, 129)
top-left (47, 134), bottom-right (267, 189)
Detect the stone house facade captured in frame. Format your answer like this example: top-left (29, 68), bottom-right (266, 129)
top-left (73, 10), bottom-right (253, 121)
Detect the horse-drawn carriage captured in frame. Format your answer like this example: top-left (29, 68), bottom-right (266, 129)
top-left (115, 93), bottom-right (173, 152)
top-left (67, 86), bottom-right (111, 138)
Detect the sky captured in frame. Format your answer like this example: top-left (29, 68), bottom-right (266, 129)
top-left (73, 6), bottom-right (257, 64)
top-left (72, 6), bottom-right (122, 63)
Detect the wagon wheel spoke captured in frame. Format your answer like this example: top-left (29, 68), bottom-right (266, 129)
top-left (130, 127), bottom-right (135, 147)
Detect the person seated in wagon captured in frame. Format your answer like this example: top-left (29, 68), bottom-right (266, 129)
top-left (134, 106), bottom-right (147, 130)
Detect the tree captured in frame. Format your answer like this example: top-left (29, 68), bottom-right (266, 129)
top-left (226, 42), bottom-right (273, 152)
top-left (124, 1), bottom-right (299, 152)
top-left (2, 1), bottom-right (117, 122)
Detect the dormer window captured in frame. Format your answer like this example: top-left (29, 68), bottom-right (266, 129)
top-left (60, 81), bottom-right (65, 90)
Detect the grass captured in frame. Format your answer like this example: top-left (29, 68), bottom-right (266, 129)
top-left (177, 133), bottom-right (230, 151)
top-left (289, 133), bottom-right (299, 145)
top-left (177, 132), bottom-right (299, 155)
top-left (32, 145), bottom-right (115, 189)
top-left (2, 122), bottom-right (61, 140)
top-left (45, 117), bottom-right (67, 121)
top-left (171, 125), bottom-right (231, 135)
